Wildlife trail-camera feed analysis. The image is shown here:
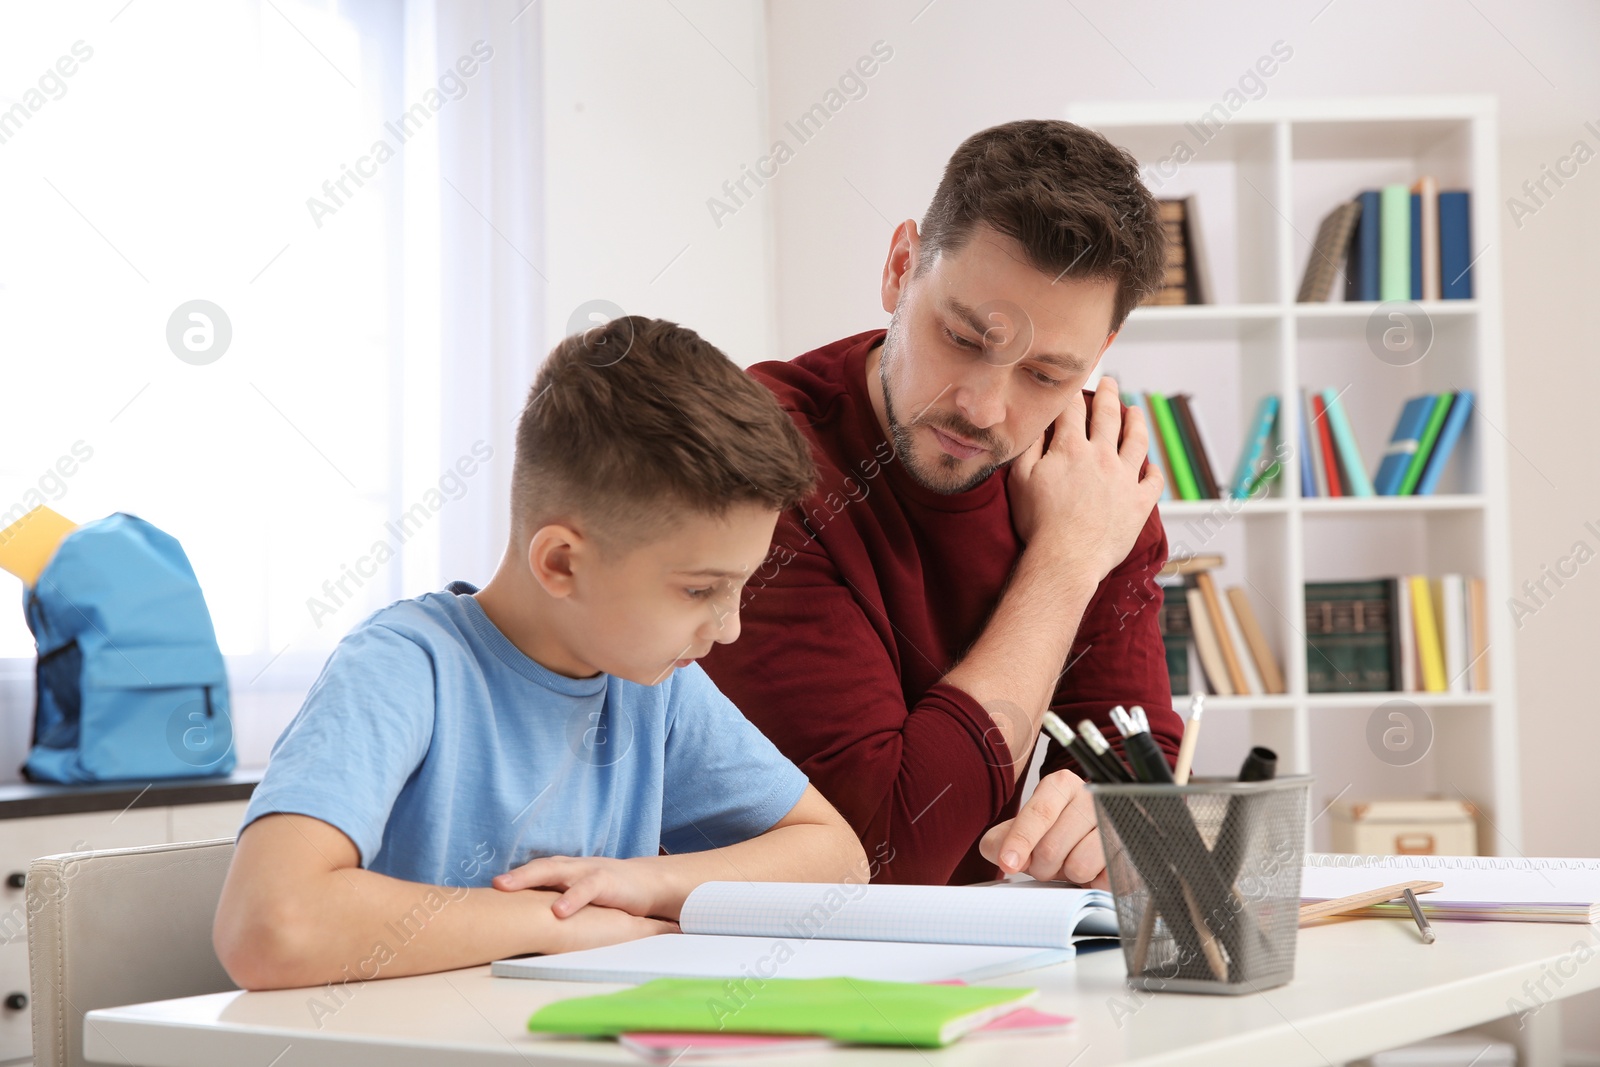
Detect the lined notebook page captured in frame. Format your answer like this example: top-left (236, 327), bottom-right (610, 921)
top-left (680, 882), bottom-right (1116, 949)
top-left (1302, 854), bottom-right (1600, 921)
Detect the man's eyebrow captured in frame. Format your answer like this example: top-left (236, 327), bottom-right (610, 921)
top-left (945, 299), bottom-right (1087, 372)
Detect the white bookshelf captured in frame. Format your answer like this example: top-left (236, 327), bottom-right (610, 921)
top-left (1066, 97), bottom-right (1521, 856)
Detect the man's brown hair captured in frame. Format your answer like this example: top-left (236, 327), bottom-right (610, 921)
top-left (917, 119), bottom-right (1166, 333)
top-left (511, 316), bottom-right (817, 551)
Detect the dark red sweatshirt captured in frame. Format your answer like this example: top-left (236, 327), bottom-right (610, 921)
top-left (701, 329), bottom-right (1179, 886)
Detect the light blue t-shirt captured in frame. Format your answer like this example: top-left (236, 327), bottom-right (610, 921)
top-left (242, 581), bottom-right (809, 889)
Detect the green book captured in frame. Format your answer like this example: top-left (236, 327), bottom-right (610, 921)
top-left (1304, 580), bottom-right (1393, 692)
top-left (526, 977), bottom-right (1038, 1049)
top-left (1380, 183), bottom-right (1412, 301)
top-left (1396, 392), bottom-right (1454, 496)
top-left (1144, 391), bottom-right (1201, 500)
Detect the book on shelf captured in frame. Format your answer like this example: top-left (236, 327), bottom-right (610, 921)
top-left (1297, 200), bottom-right (1362, 302)
top-left (1379, 184), bottom-right (1412, 302)
top-left (1124, 392), bottom-right (1172, 502)
top-left (1229, 395), bottom-right (1280, 499)
top-left (1156, 589), bottom-right (1191, 694)
top-left (1346, 189), bottom-right (1381, 302)
top-left (1169, 394), bottom-right (1220, 500)
top-left (1131, 389), bottom-right (1281, 502)
top-left (1438, 190), bottom-right (1474, 299)
top-left (1304, 579), bottom-right (1394, 692)
top-left (1304, 575), bottom-right (1488, 694)
top-left (1319, 388), bottom-right (1373, 496)
top-left (1148, 196), bottom-right (1212, 306)
top-left (1144, 391), bottom-right (1201, 500)
top-left (1377, 391), bottom-right (1471, 496)
top-left (1299, 185), bottom-right (1471, 303)
top-left (1309, 392), bottom-right (1343, 496)
top-left (1156, 558), bottom-right (1285, 697)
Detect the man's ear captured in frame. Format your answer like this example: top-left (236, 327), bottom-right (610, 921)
top-left (880, 220), bottom-right (921, 315)
top-left (526, 523), bottom-right (584, 599)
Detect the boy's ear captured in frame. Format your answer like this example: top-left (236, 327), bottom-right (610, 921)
top-left (526, 523), bottom-right (585, 598)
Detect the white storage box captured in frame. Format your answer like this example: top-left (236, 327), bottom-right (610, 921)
top-left (1328, 797), bottom-right (1477, 856)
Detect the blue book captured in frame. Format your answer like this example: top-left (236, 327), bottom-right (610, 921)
top-left (1298, 393), bottom-right (1317, 497)
top-left (1229, 395), bottom-right (1279, 499)
top-left (1409, 192), bottom-right (1423, 300)
top-left (1345, 190), bottom-right (1381, 302)
top-left (1438, 191), bottom-right (1473, 299)
top-left (1415, 390), bottom-right (1473, 494)
top-left (1373, 395), bottom-right (1436, 495)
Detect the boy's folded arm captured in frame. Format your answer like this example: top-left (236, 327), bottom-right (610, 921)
top-left (212, 813), bottom-right (674, 991)
top-left (491, 784), bottom-right (867, 922)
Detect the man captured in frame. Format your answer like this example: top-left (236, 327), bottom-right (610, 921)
top-left (701, 118), bottom-right (1175, 887)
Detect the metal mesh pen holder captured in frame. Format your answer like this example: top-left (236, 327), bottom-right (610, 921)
top-left (1090, 776), bottom-right (1311, 995)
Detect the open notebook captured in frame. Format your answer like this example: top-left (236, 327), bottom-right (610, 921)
top-left (492, 881), bottom-right (1118, 984)
top-left (1302, 854), bottom-right (1600, 923)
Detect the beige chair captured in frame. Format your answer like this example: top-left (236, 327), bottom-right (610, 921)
top-left (26, 838), bottom-right (237, 1067)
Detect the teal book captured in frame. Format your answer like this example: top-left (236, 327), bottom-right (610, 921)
top-left (1319, 389), bottom-right (1373, 497)
top-left (527, 977), bottom-right (1038, 1049)
top-left (1229, 395), bottom-right (1279, 499)
top-left (1380, 184), bottom-right (1412, 302)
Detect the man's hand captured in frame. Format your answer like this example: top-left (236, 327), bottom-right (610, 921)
top-left (493, 855), bottom-right (670, 920)
top-left (978, 769), bottom-right (1109, 887)
top-left (1008, 375), bottom-right (1163, 586)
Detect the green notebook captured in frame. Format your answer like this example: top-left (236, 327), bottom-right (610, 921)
top-left (526, 976), bottom-right (1037, 1049)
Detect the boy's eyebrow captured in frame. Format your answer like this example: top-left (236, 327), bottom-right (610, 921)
top-left (945, 298), bottom-right (1088, 373)
top-left (672, 567), bottom-right (747, 579)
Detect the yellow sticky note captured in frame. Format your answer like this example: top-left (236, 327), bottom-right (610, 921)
top-left (0, 506), bottom-right (78, 587)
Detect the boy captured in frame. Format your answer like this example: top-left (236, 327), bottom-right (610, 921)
top-left (214, 317), bottom-right (867, 991)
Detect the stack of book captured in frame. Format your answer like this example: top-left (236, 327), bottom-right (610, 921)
top-left (1373, 391), bottom-right (1473, 496)
top-left (1305, 575), bottom-right (1489, 694)
top-left (1156, 554), bottom-right (1285, 698)
top-left (1297, 182), bottom-right (1473, 302)
top-left (1146, 196), bottom-right (1213, 306)
top-left (1127, 392), bottom-right (1280, 502)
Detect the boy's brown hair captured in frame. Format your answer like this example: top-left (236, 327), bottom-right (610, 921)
top-left (511, 316), bottom-right (817, 551)
top-left (917, 118), bottom-right (1166, 333)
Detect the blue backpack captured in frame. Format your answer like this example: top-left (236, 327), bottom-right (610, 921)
top-left (22, 512), bottom-right (235, 783)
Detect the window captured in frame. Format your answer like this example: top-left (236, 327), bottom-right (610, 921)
top-left (0, 1), bottom-right (425, 683)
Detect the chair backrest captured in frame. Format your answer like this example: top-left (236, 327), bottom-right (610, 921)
top-left (26, 837), bottom-right (237, 1067)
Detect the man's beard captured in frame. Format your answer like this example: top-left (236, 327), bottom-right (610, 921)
top-left (879, 310), bottom-right (1008, 495)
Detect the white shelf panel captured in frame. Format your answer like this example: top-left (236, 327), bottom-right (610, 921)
top-left (1158, 499), bottom-right (1290, 518)
top-left (1296, 494), bottom-right (1487, 514)
top-left (1302, 692), bottom-right (1495, 710)
top-left (1295, 300), bottom-right (1479, 320)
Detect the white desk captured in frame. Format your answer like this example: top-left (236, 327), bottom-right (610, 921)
top-left (85, 919), bottom-right (1597, 1067)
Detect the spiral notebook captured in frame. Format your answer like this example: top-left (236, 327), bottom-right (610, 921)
top-left (492, 881), bottom-right (1118, 984)
top-left (1301, 854), bottom-right (1600, 923)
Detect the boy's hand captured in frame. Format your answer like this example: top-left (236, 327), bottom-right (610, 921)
top-left (494, 855), bottom-right (671, 920)
top-left (538, 898), bottom-right (679, 953)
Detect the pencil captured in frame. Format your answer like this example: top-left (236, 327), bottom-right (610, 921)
top-left (1173, 694), bottom-right (1205, 786)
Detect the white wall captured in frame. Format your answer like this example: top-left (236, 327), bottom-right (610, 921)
top-left (541, 0), bottom-right (779, 364)
top-left (759, 0), bottom-right (1600, 1053)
